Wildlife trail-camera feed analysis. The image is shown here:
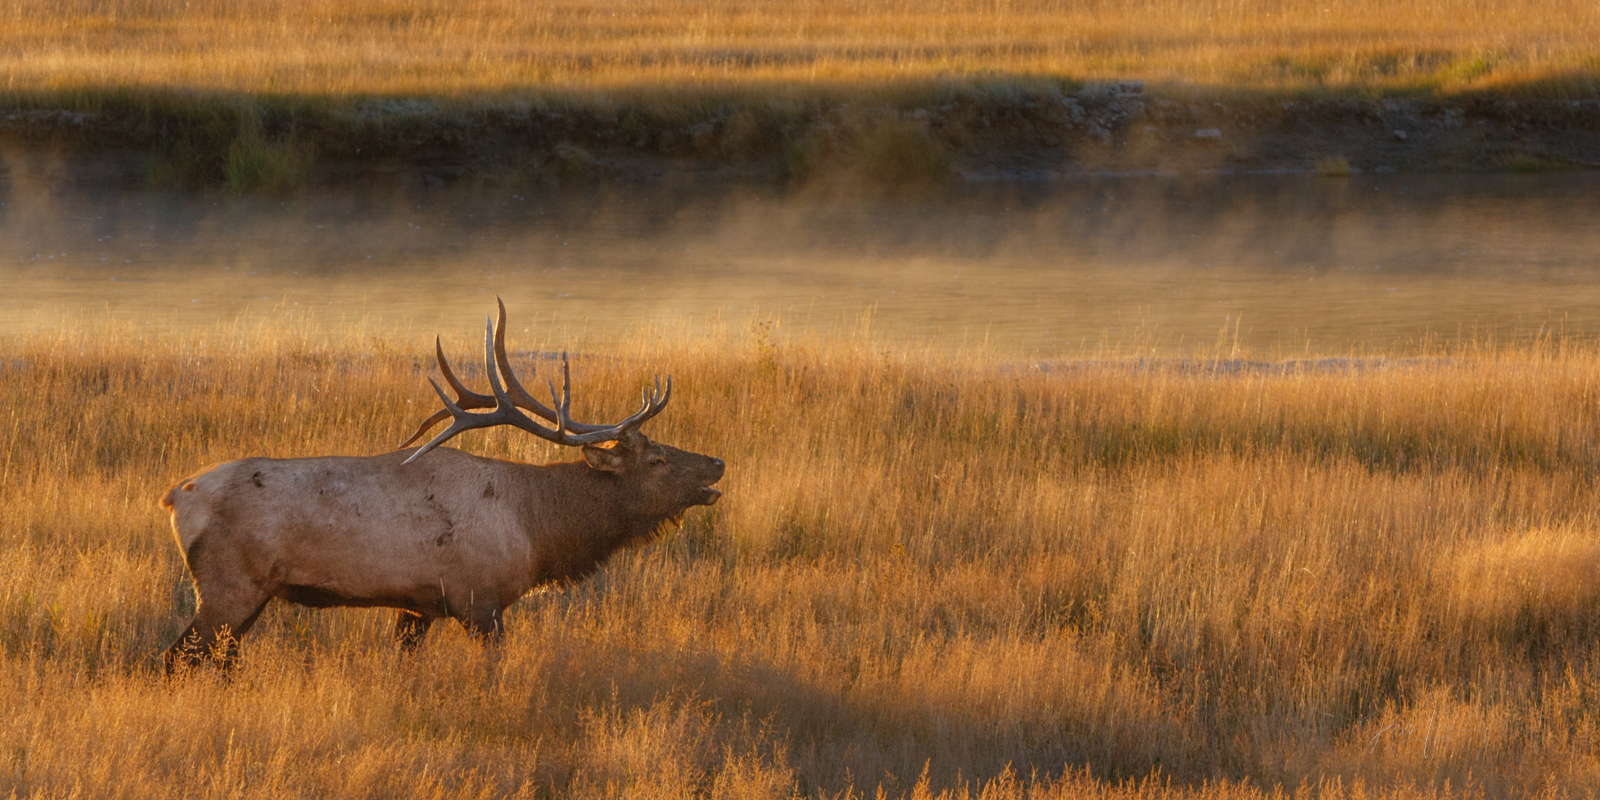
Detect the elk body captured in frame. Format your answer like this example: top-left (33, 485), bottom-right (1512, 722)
top-left (160, 302), bottom-right (723, 672)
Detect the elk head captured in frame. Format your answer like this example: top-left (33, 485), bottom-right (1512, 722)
top-left (579, 431), bottom-right (724, 517)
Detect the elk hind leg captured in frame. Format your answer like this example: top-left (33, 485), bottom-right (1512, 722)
top-left (164, 594), bottom-right (270, 675)
top-left (394, 611), bottom-right (434, 652)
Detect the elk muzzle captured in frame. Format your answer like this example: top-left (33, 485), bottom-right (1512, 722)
top-left (698, 457), bottom-right (726, 505)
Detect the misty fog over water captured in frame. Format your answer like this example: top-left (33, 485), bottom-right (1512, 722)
top-left (5, 172), bottom-right (1600, 357)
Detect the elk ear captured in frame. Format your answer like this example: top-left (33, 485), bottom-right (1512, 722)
top-left (582, 444), bottom-right (627, 473)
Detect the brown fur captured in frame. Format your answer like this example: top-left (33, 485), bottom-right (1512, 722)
top-left (161, 432), bottom-right (723, 672)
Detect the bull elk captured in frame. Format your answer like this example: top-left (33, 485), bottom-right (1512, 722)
top-left (160, 300), bottom-right (724, 672)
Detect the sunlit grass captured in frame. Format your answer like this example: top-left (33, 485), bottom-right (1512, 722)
top-left (3, 0), bottom-right (1598, 103)
top-left (4, 320), bottom-right (1600, 796)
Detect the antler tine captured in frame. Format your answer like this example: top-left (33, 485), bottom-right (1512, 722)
top-left (492, 298), bottom-right (557, 418)
top-left (648, 375), bottom-right (672, 412)
top-left (403, 377), bottom-right (501, 464)
top-left (542, 352), bottom-right (581, 438)
top-left (397, 409), bottom-right (450, 450)
top-left (483, 313), bottom-right (515, 407)
top-left (491, 297), bottom-right (618, 434)
top-left (559, 349), bottom-right (573, 425)
top-left (398, 335), bottom-right (497, 448)
top-left (438, 335), bottom-right (493, 408)
top-left (642, 374), bottom-right (673, 420)
top-left (546, 375), bottom-right (567, 436)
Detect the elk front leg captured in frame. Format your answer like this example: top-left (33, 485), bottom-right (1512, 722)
top-left (164, 594), bottom-right (270, 674)
top-left (394, 611), bottom-right (434, 652)
top-left (457, 606), bottom-right (505, 644)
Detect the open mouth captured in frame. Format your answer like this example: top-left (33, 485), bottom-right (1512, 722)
top-left (698, 486), bottom-right (722, 505)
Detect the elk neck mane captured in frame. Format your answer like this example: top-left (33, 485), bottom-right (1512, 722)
top-left (512, 458), bottom-right (683, 579)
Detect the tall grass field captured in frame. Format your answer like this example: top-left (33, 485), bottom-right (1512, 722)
top-left (3, 322), bottom-right (1600, 797)
top-left (4, 0), bottom-right (1598, 101)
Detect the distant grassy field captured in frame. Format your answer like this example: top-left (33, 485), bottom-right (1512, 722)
top-left (5, 0), bottom-right (1599, 100)
top-left (6, 0), bottom-right (1598, 188)
top-left (4, 322), bottom-right (1600, 797)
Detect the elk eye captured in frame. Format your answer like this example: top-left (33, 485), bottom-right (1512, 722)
top-left (647, 456), bottom-right (667, 466)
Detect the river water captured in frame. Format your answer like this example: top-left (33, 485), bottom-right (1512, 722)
top-left (5, 172), bottom-right (1600, 357)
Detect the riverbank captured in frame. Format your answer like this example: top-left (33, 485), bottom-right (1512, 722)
top-left (8, 0), bottom-right (1600, 191)
top-left (6, 85), bottom-right (1600, 191)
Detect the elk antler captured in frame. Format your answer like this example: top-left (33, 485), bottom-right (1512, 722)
top-left (400, 300), bottom-right (672, 464)
top-left (399, 299), bottom-right (659, 447)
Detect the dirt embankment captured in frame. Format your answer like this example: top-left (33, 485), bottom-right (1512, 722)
top-left (4, 85), bottom-right (1599, 191)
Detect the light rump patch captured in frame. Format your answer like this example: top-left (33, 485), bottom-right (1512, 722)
top-left (161, 301), bottom-right (723, 674)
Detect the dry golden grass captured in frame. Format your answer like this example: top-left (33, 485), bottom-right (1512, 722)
top-left (6, 321), bottom-right (1600, 797)
top-left (3, 0), bottom-right (1598, 102)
